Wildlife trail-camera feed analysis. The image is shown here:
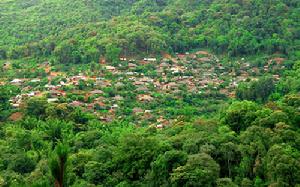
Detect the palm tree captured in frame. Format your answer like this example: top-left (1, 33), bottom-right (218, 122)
top-left (49, 143), bottom-right (69, 187)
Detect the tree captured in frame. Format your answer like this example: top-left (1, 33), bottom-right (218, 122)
top-left (265, 144), bottom-right (300, 186)
top-left (171, 153), bottom-right (220, 187)
top-left (54, 40), bottom-right (81, 64)
top-left (236, 77), bottom-right (275, 102)
top-left (222, 101), bottom-right (260, 132)
top-left (112, 133), bottom-right (162, 183)
top-left (149, 150), bottom-right (188, 186)
top-left (105, 44), bottom-right (121, 62)
top-left (25, 97), bottom-right (48, 118)
top-left (216, 178), bottom-right (238, 187)
top-left (0, 85), bottom-right (19, 121)
top-left (50, 143), bottom-right (69, 187)
top-left (10, 153), bottom-right (36, 174)
top-left (0, 48), bottom-right (7, 59)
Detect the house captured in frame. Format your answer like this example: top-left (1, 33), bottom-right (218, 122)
top-left (159, 63), bottom-right (169, 68)
top-left (137, 94), bottom-right (153, 102)
top-left (49, 90), bottom-right (66, 97)
top-left (115, 82), bottom-right (124, 88)
top-left (71, 76), bottom-right (88, 85)
top-left (139, 60), bottom-right (150, 65)
top-left (3, 62), bottom-right (11, 69)
top-left (156, 124), bottom-right (164, 129)
top-left (273, 74), bottom-right (280, 80)
top-left (47, 98), bottom-right (59, 103)
top-left (96, 80), bottom-right (111, 87)
top-left (10, 79), bottom-right (25, 86)
top-left (128, 63), bottom-right (137, 69)
top-left (133, 107), bottom-right (143, 115)
top-left (177, 54), bottom-right (185, 59)
top-left (90, 90), bottom-right (104, 95)
top-left (27, 92), bottom-right (36, 97)
top-left (99, 116), bottom-right (113, 122)
top-left (170, 66), bottom-right (184, 73)
top-left (163, 82), bottom-right (177, 90)
top-left (49, 72), bottom-right (64, 77)
top-left (105, 66), bottom-right (116, 72)
top-left (99, 57), bottom-right (106, 64)
top-left (139, 77), bottom-right (153, 83)
top-left (111, 104), bottom-right (119, 110)
top-left (30, 78), bottom-right (41, 83)
top-left (70, 101), bottom-right (84, 107)
top-left (196, 51), bottom-right (210, 55)
top-left (198, 57), bottom-right (211, 62)
top-left (113, 95), bottom-right (124, 101)
top-left (136, 86), bottom-right (149, 92)
top-left (268, 58), bottom-right (285, 65)
top-left (9, 112), bottom-right (23, 121)
top-left (143, 58), bottom-right (157, 62)
top-left (12, 103), bottom-right (20, 108)
top-left (133, 81), bottom-right (144, 86)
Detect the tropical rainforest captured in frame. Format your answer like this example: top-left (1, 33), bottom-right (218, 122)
top-left (0, 0), bottom-right (299, 186)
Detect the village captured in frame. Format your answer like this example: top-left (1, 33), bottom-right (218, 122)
top-left (0, 51), bottom-right (286, 127)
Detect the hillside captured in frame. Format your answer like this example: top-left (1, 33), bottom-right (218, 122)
top-left (0, 0), bottom-right (299, 62)
top-left (0, 0), bottom-right (300, 187)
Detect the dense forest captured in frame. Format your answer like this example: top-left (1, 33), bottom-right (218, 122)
top-left (0, 0), bottom-right (300, 187)
top-left (0, 0), bottom-right (299, 62)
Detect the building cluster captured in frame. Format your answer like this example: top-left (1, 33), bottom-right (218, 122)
top-left (2, 51), bottom-right (286, 127)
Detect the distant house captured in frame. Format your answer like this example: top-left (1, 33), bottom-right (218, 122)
top-left (49, 72), bottom-right (64, 77)
top-left (96, 80), bottom-right (111, 87)
top-left (137, 94), bottom-right (153, 102)
top-left (99, 57), bottom-right (106, 64)
top-left (10, 79), bottom-right (24, 86)
top-left (12, 103), bottom-right (20, 108)
top-left (90, 90), bottom-right (104, 95)
top-left (268, 57), bottom-right (285, 65)
top-left (9, 112), bottom-right (23, 121)
top-left (140, 60), bottom-right (150, 65)
top-left (133, 107), bottom-right (143, 115)
top-left (110, 104), bottom-right (119, 110)
top-left (139, 77), bottom-right (153, 83)
top-left (177, 54), bottom-right (185, 59)
top-left (115, 82), bottom-right (124, 88)
top-left (198, 57), bottom-right (211, 62)
top-left (128, 63), bottom-right (137, 69)
top-left (273, 74), bottom-right (280, 80)
top-left (196, 51), bottom-right (210, 56)
top-left (30, 78), bottom-right (41, 83)
top-left (47, 98), bottom-right (59, 103)
top-left (163, 82), bottom-right (177, 90)
top-left (133, 81), bottom-right (144, 86)
top-left (159, 63), bottom-right (169, 68)
top-left (3, 62), bottom-right (11, 69)
top-left (136, 86), bottom-right (149, 92)
top-left (49, 90), bottom-right (66, 98)
top-left (105, 66), bottom-right (116, 72)
top-left (113, 95), bottom-right (124, 101)
top-left (70, 101), bottom-right (84, 107)
top-left (170, 66), bottom-right (184, 73)
top-left (143, 58), bottom-right (157, 62)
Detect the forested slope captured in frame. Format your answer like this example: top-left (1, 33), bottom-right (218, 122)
top-left (0, 0), bottom-right (299, 62)
top-left (0, 0), bottom-right (300, 186)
